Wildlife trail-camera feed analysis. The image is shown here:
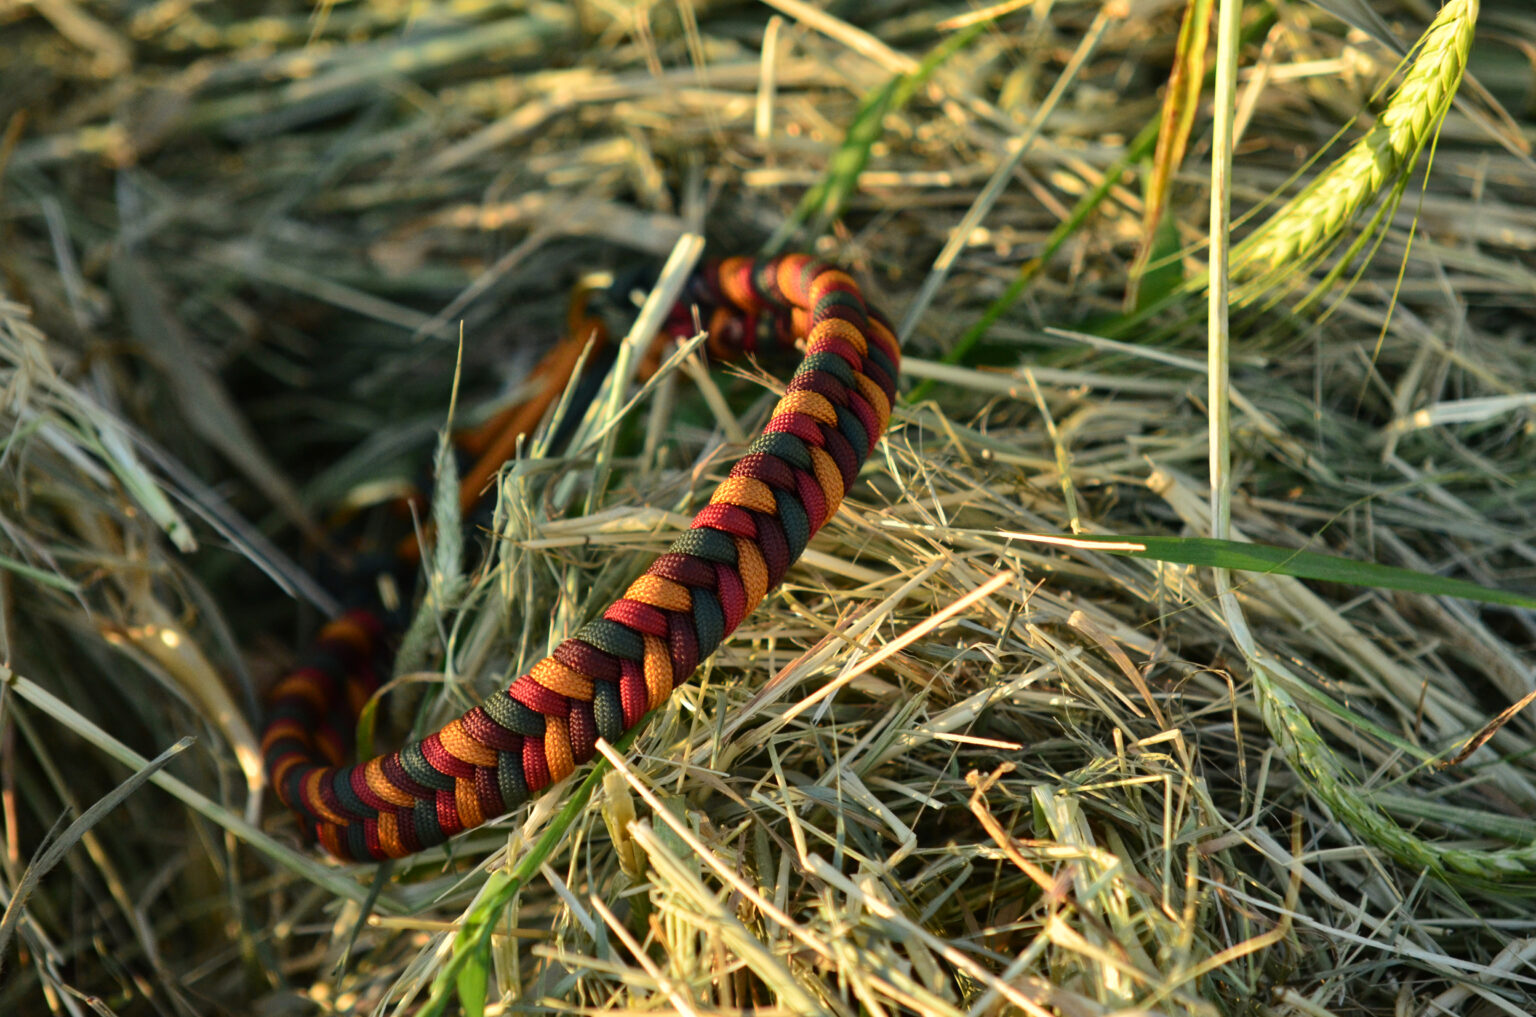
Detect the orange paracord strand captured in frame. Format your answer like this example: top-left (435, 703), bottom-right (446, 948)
top-left (259, 253), bottom-right (900, 860)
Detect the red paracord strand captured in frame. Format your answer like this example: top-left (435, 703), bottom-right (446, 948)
top-left (260, 253), bottom-right (900, 861)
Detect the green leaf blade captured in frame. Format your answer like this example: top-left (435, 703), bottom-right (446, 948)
top-left (1022, 532), bottom-right (1536, 610)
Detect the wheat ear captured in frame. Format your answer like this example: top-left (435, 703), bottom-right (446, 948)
top-left (1235, 0), bottom-right (1477, 281)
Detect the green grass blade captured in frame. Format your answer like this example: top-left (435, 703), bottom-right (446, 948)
top-left (3, 664), bottom-right (396, 909)
top-left (904, 113), bottom-right (1160, 403)
top-left (1135, 203), bottom-right (1187, 313)
top-left (763, 77), bottom-right (897, 255)
top-left (0, 736), bottom-right (192, 974)
top-left (1018, 532), bottom-right (1536, 610)
top-left (418, 724), bottom-right (647, 1017)
top-left (0, 551), bottom-right (78, 593)
top-left (1127, 0), bottom-right (1213, 308)
top-left (909, 5), bottom-right (1279, 403)
top-left (763, 23), bottom-right (987, 255)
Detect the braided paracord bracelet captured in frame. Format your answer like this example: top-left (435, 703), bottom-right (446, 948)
top-left (260, 253), bottom-right (900, 861)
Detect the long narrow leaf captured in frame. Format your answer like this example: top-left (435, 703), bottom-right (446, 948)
top-left (1016, 532), bottom-right (1536, 610)
top-left (0, 737), bottom-right (192, 972)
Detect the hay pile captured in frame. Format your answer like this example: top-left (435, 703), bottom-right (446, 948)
top-left (3, 1), bottom-right (1535, 1013)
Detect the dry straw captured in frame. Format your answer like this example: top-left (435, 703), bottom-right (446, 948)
top-left (3, 0), bottom-right (1535, 1014)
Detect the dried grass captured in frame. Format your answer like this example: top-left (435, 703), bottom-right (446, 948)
top-left (2, 1), bottom-right (1535, 1015)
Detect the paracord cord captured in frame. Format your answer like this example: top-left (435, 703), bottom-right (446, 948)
top-left (259, 253), bottom-right (900, 861)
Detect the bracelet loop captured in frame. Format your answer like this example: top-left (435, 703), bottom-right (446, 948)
top-left (260, 253), bottom-right (900, 861)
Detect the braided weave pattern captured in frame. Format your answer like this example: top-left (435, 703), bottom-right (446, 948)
top-left (260, 254), bottom-right (900, 861)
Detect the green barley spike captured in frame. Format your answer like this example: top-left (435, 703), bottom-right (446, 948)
top-left (1235, 0), bottom-right (1477, 279)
